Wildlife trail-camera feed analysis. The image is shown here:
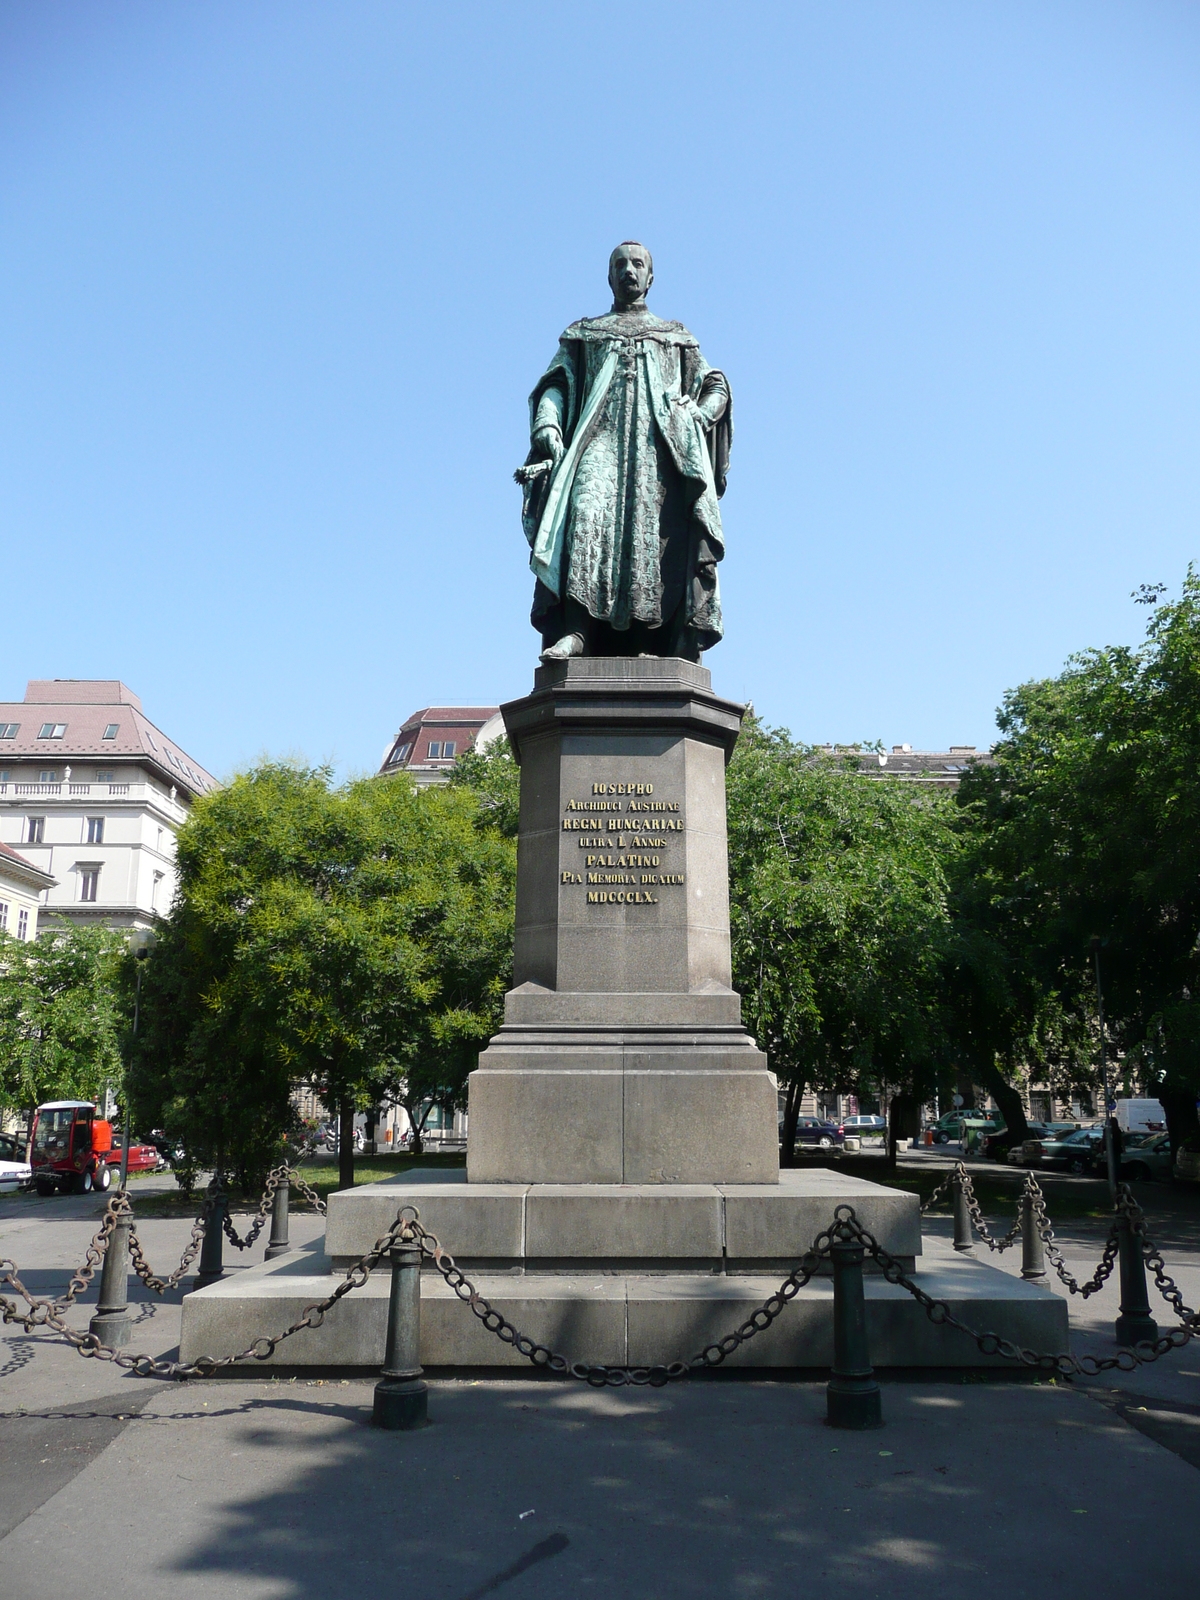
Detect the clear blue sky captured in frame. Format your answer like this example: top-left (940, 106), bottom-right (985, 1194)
top-left (2, 3), bottom-right (1198, 779)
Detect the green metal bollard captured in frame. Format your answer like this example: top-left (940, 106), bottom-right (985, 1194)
top-left (265, 1178), bottom-right (291, 1260)
top-left (89, 1216), bottom-right (133, 1348)
top-left (952, 1170), bottom-right (974, 1253)
top-left (1114, 1214), bottom-right (1158, 1348)
top-left (373, 1235), bottom-right (428, 1430)
top-left (826, 1237), bottom-right (883, 1430)
top-left (195, 1182), bottom-right (226, 1288)
top-left (1020, 1192), bottom-right (1045, 1280)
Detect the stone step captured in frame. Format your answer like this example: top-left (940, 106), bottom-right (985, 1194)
top-left (322, 1168), bottom-right (923, 1273)
top-left (179, 1237), bottom-right (1068, 1371)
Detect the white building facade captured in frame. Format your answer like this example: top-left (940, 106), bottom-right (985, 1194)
top-left (0, 840), bottom-right (55, 942)
top-left (0, 681), bottom-right (216, 930)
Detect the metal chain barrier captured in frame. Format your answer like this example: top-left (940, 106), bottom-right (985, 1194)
top-left (834, 1203), bottom-right (1197, 1376)
top-left (0, 1194), bottom-right (413, 1379)
top-left (1032, 1182), bottom-right (1121, 1297)
top-left (4, 1178), bottom-right (1197, 1387)
top-left (400, 1208), bottom-right (832, 1388)
top-left (127, 1186), bottom-right (214, 1294)
top-left (919, 1164), bottom-right (959, 1215)
top-left (958, 1166), bottom-right (1023, 1252)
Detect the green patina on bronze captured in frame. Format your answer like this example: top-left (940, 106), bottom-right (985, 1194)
top-left (516, 243), bottom-right (732, 662)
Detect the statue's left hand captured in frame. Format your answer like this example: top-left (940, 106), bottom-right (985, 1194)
top-left (674, 394), bottom-right (710, 433)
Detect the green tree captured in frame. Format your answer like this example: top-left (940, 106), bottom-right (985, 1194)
top-left (129, 761), bottom-right (515, 1188)
top-left (0, 925), bottom-right (125, 1132)
top-left (953, 568), bottom-right (1200, 1156)
top-left (727, 720), bottom-right (955, 1166)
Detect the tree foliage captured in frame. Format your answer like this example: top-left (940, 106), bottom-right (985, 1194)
top-left (0, 924), bottom-right (125, 1122)
top-left (727, 719), bottom-right (955, 1162)
top-left (953, 567), bottom-right (1200, 1151)
top-left (128, 762), bottom-right (515, 1185)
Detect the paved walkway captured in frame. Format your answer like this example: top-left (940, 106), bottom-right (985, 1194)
top-left (1, 1176), bottom-right (1198, 1598)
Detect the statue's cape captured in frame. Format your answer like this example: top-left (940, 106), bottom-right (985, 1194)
top-left (522, 312), bottom-right (732, 612)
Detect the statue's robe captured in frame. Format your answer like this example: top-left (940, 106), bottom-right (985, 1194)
top-left (521, 309), bottom-right (732, 658)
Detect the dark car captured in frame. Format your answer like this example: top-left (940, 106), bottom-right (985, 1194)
top-left (1026, 1126), bottom-right (1104, 1174)
top-left (981, 1123), bottom-right (1039, 1161)
top-left (787, 1116), bottom-right (844, 1151)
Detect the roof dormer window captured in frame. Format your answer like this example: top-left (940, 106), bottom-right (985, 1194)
top-left (0, 724), bottom-right (18, 739)
top-left (37, 723), bottom-right (67, 740)
top-left (102, 724), bottom-right (119, 740)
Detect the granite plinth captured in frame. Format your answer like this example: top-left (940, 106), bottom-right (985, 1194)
top-left (178, 1237), bottom-right (1068, 1370)
top-left (322, 1168), bottom-right (921, 1274)
top-left (470, 658), bottom-right (780, 1186)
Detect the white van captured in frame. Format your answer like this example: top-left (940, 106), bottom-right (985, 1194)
top-left (1116, 1099), bottom-right (1167, 1135)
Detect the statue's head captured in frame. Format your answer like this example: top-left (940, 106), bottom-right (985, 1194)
top-left (609, 241), bottom-right (653, 308)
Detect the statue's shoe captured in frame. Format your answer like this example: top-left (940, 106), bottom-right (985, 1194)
top-left (540, 632), bottom-right (585, 662)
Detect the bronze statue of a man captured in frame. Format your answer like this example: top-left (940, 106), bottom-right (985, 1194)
top-left (516, 243), bottom-right (732, 662)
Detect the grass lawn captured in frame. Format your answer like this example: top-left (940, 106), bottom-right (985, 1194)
top-left (126, 1151), bottom-right (466, 1219)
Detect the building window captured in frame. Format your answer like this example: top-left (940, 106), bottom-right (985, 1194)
top-left (427, 742), bottom-right (442, 759)
top-left (0, 901), bottom-right (7, 930)
top-left (102, 724), bottom-right (119, 740)
top-left (152, 870), bottom-right (164, 911)
top-left (39, 771), bottom-right (58, 783)
top-left (442, 741), bottom-right (456, 759)
top-left (37, 723), bottom-right (66, 740)
top-left (86, 817), bottom-right (105, 845)
top-left (0, 723), bottom-right (18, 739)
top-left (27, 817), bottom-right (45, 845)
top-left (16, 908), bottom-right (28, 940)
top-left (80, 868), bottom-right (100, 903)
top-left (95, 771), bottom-right (113, 782)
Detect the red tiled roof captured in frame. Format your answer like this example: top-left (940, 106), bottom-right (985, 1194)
top-left (0, 681), bottom-right (216, 799)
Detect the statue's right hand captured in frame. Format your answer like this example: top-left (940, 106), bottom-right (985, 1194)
top-left (532, 425), bottom-right (564, 466)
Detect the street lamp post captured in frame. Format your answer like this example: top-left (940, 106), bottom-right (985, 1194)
top-left (1090, 937), bottom-right (1118, 1200)
top-left (121, 928), bottom-right (157, 1193)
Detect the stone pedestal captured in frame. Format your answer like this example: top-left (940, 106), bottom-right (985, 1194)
top-left (467, 658), bottom-right (779, 1186)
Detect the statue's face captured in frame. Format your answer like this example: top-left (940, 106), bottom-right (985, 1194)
top-left (609, 245), bottom-right (652, 306)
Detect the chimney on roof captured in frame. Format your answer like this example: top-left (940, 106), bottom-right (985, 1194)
top-left (949, 746), bottom-right (976, 754)
top-left (892, 744), bottom-right (912, 753)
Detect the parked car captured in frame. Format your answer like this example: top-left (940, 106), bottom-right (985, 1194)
top-left (1175, 1131), bottom-right (1200, 1183)
top-left (1118, 1131), bottom-right (1172, 1183)
top-left (104, 1136), bottom-right (166, 1175)
top-left (840, 1115), bottom-right (887, 1144)
top-left (928, 1110), bottom-right (997, 1145)
top-left (29, 1101), bottom-right (114, 1195)
top-left (1007, 1122), bottom-right (1082, 1165)
top-left (785, 1116), bottom-right (844, 1151)
top-left (0, 1131), bottom-right (32, 1193)
top-left (1023, 1126), bottom-right (1104, 1174)
top-left (981, 1123), bottom-right (1044, 1161)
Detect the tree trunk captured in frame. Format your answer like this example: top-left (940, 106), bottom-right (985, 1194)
top-left (1157, 1083), bottom-right (1199, 1180)
top-left (779, 1080), bottom-right (802, 1169)
top-left (364, 1105), bottom-right (377, 1156)
top-left (338, 1096), bottom-right (355, 1191)
top-left (978, 1061), bottom-right (1029, 1144)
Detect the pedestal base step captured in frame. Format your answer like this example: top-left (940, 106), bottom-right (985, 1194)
top-left (179, 1238), bottom-right (1067, 1370)
top-left (323, 1167), bottom-right (923, 1274)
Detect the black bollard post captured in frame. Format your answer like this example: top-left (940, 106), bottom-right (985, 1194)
top-left (952, 1169), bottom-right (973, 1253)
top-left (89, 1214), bottom-right (133, 1348)
top-left (373, 1234), bottom-right (428, 1430)
top-left (195, 1180), bottom-right (226, 1288)
top-left (1020, 1191), bottom-right (1045, 1280)
top-left (1114, 1213), bottom-right (1158, 1348)
top-left (265, 1177), bottom-right (291, 1260)
top-left (826, 1237), bottom-right (883, 1430)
